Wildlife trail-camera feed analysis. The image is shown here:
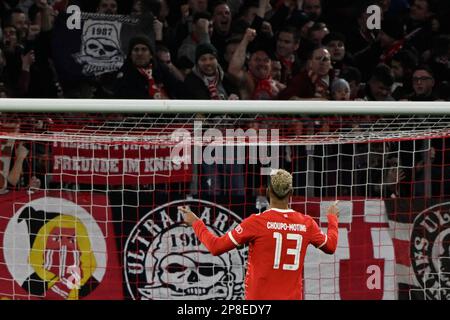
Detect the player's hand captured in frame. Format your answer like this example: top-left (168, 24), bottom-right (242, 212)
top-left (179, 206), bottom-right (199, 226)
top-left (327, 200), bottom-right (340, 219)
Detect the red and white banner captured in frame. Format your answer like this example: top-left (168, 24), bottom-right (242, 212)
top-left (2, 192), bottom-right (448, 300)
top-left (0, 191), bottom-right (123, 300)
top-left (291, 198), bottom-right (395, 300)
top-left (292, 196), bottom-right (450, 300)
top-left (51, 140), bottom-right (192, 185)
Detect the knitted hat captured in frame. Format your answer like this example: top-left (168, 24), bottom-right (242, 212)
top-left (195, 43), bottom-right (218, 62)
top-left (331, 78), bottom-right (350, 93)
top-left (127, 35), bottom-right (154, 57)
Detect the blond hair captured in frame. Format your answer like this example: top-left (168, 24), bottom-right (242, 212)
top-left (269, 169), bottom-right (293, 199)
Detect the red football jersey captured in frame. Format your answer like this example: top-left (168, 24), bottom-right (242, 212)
top-left (192, 207), bottom-right (338, 300)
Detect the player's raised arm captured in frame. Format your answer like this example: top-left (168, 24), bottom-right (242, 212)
top-left (310, 201), bottom-right (339, 254)
top-left (180, 206), bottom-right (200, 226)
top-left (180, 206), bottom-right (236, 256)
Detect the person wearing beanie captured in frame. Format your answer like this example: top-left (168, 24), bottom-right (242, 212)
top-left (126, 35), bottom-right (154, 66)
top-left (331, 78), bottom-right (351, 100)
top-left (181, 43), bottom-right (238, 99)
top-left (114, 35), bottom-right (181, 99)
top-left (194, 42), bottom-right (217, 64)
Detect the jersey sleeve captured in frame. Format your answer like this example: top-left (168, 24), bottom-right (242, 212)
top-left (309, 214), bottom-right (339, 254)
top-left (192, 220), bottom-right (236, 256)
top-left (228, 214), bottom-right (259, 246)
top-left (192, 214), bottom-right (259, 256)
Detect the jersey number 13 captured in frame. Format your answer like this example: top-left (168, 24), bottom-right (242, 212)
top-left (272, 232), bottom-right (303, 271)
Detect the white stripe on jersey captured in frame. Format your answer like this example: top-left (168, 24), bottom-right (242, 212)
top-left (317, 234), bottom-right (328, 249)
top-left (258, 208), bottom-right (296, 216)
top-left (228, 231), bottom-right (240, 246)
top-left (266, 208), bottom-right (296, 213)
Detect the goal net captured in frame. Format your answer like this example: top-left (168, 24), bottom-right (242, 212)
top-left (0, 102), bottom-right (449, 300)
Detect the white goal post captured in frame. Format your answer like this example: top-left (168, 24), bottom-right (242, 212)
top-left (0, 99), bottom-right (449, 300)
top-left (1, 98), bottom-right (450, 114)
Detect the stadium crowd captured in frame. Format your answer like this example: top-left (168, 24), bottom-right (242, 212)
top-left (0, 0), bottom-right (449, 101)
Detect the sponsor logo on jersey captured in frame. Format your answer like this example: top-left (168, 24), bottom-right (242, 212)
top-left (234, 225), bottom-right (243, 234)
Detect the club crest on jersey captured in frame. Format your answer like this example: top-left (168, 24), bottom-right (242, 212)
top-left (124, 199), bottom-right (247, 300)
top-left (411, 202), bottom-right (450, 300)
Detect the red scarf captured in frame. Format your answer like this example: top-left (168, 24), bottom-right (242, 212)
top-left (249, 72), bottom-right (276, 100)
top-left (308, 70), bottom-right (330, 99)
top-left (277, 54), bottom-right (295, 83)
top-left (380, 40), bottom-right (404, 64)
top-left (138, 66), bottom-right (167, 99)
top-left (277, 54), bottom-right (294, 71)
top-left (205, 75), bottom-right (220, 100)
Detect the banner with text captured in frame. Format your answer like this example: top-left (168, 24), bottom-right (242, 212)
top-left (2, 192), bottom-right (448, 299)
top-left (51, 140), bottom-right (192, 185)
